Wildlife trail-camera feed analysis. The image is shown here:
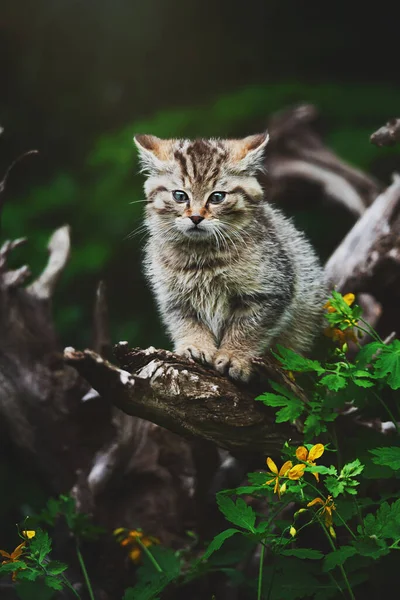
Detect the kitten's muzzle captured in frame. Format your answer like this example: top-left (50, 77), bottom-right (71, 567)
top-left (189, 215), bottom-right (205, 225)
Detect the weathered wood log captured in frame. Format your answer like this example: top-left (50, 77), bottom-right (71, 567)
top-left (64, 345), bottom-right (301, 457)
top-left (325, 174), bottom-right (400, 297)
top-left (267, 104), bottom-right (380, 215)
top-left (371, 118), bottom-right (400, 147)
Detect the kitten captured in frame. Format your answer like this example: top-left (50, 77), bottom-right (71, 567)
top-left (134, 133), bottom-right (326, 381)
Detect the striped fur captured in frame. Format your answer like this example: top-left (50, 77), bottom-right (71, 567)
top-left (134, 133), bottom-right (327, 381)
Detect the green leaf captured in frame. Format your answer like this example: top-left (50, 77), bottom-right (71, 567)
top-left (200, 529), bottom-right (242, 561)
top-left (44, 576), bottom-right (63, 590)
top-left (334, 498), bottom-right (358, 521)
top-left (268, 380), bottom-right (301, 400)
top-left (45, 560), bottom-right (68, 575)
top-left (361, 498), bottom-right (400, 541)
top-left (29, 530), bottom-right (52, 564)
top-left (319, 373), bottom-right (347, 391)
top-left (353, 378), bottom-right (374, 388)
top-left (148, 547), bottom-right (181, 578)
top-left (273, 345), bottom-right (324, 374)
top-left (356, 342), bottom-right (383, 368)
top-left (247, 471), bottom-right (269, 486)
top-left (341, 459), bottom-right (364, 478)
top-left (16, 580), bottom-right (57, 600)
top-left (16, 569), bottom-right (40, 581)
top-left (0, 560), bottom-right (27, 573)
top-left (370, 447), bottom-right (400, 470)
top-left (280, 548), bottom-right (323, 560)
top-left (323, 546), bottom-right (357, 571)
top-left (265, 557), bottom-right (336, 600)
top-left (307, 465), bottom-right (337, 476)
top-left (373, 339), bottom-right (400, 389)
top-left (353, 369), bottom-right (373, 378)
top-left (275, 403), bottom-right (304, 423)
top-left (216, 495), bottom-right (256, 532)
top-left (325, 291), bottom-right (359, 325)
top-left (224, 485), bottom-right (266, 496)
top-left (352, 536), bottom-right (389, 559)
top-left (123, 572), bottom-right (170, 600)
top-left (325, 477), bottom-right (346, 497)
top-left (256, 389), bottom-right (304, 423)
top-left (325, 459), bottom-right (364, 497)
top-left (303, 413), bottom-right (327, 436)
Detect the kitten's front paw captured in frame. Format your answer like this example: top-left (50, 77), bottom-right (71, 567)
top-left (214, 350), bottom-right (253, 382)
top-left (175, 344), bottom-right (215, 366)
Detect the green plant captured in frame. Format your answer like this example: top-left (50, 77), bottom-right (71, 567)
top-left (0, 494), bottom-right (104, 599)
top-left (122, 291), bottom-right (400, 599)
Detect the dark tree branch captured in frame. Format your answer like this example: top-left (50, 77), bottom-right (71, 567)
top-left (371, 118), bottom-right (400, 147)
top-left (64, 345), bottom-right (301, 456)
top-left (267, 104), bottom-right (380, 214)
top-left (325, 174), bottom-right (400, 296)
top-left (92, 280), bottom-right (112, 357)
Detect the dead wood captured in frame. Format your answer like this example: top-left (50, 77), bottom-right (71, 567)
top-left (371, 118), bottom-right (400, 147)
top-left (267, 104), bottom-right (380, 215)
top-left (64, 345), bottom-right (301, 457)
top-left (325, 174), bottom-right (400, 299)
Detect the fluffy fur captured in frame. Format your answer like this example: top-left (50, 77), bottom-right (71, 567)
top-left (134, 132), bottom-right (327, 381)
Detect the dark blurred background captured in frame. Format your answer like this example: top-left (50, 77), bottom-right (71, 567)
top-left (1, 0), bottom-right (400, 538)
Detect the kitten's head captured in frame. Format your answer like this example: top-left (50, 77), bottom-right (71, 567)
top-left (134, 133), bottom-right (269, 246)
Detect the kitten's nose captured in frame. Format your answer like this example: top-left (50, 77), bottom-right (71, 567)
top-left (190, 215), bottom-right (204, 225)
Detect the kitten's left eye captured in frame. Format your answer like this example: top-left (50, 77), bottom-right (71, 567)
top-left (172, 190), bottom-right (189, 203)
top-left (208, 192), bottom-right (226, 204)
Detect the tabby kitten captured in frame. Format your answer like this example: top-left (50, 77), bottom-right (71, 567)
top-left (134, 133), bottom-right (326, 381)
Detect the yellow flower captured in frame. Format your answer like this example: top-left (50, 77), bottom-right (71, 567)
top-left (295, 444), bottom-right (325, 482)
top-left (0, 542), bottom-right (26, 581)
top-left (289, 526), bottom-right (297, 537)
top-left (324, 293), bottom-right (355, 313)
top-left (119, 529), bottom-right (143, 547)
top-left (129, 548), bottom-right (141, 563)
top-left (324, 326), bottom-right (357, 347)
top-left (113, 528), bottom-right (159, 563)
top-left (0, 542), bottom-right (25, 564)
top-left (324, 293), bottom-right (358, 348)
top-left (22, 531), bottom-right (36, 540)
top-left (307, 496), bottom-right (336, 533)
top-left (265, 457), bottom-right (305, 498)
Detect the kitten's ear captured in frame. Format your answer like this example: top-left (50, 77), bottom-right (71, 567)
top-left (231, 132), bottom-right (269, 174)
top-left (134, 134), bottom-right (172, 174)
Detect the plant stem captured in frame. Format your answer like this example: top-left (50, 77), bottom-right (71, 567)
top-left (136, 538), bottom-right (163, 573)
top-left (76, 543), bottom-right (95, 600)
top-left (358, 318), bottom-right (384, 343)
top-left (353, 498), bottom-right (364, 535)
top-left (306, 480), bottom-right (356, 540)
top-left (330, 423), bottom-right (342, 470)
top-left (317, 517), bottom-right (355, 600)
top-left (257, 540), bottom-right (266, 600)
top-left (334, 512), bottom-right (357, 541)
top-left (61, 575), bottom-right (82, 599)
top-left (373, 391), bottom-right (400, 435)
top-left (264, 499), bottom-right (293, 529)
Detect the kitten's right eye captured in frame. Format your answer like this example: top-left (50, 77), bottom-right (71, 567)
top-left (172, 190), bottom-right (189, 203)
